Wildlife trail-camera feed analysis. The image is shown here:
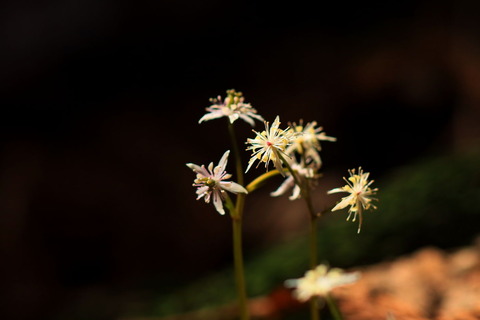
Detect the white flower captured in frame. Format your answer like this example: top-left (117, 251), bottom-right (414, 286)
top-left (285, 264), bottom-right (360, 302)
top-left (327, 167), bottom-right (378, 233)
top-left (198, 89), bottom-right (264, 126)
top-left (186, 150), bottom-right (248, 215)
top-left (245, 116), bottom-right (297, 176)
top-left (286, 120), bottom-right (336, 167)
top-left (270, 158), bottom-right (316, 200)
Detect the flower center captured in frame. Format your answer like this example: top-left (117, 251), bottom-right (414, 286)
top-left (206, 178), bottom-right (216, 187)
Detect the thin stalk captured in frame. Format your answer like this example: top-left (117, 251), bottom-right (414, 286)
top-left (227, 122), bottom-right (247, 222)
top-left (310, 298), bottom-right (320, 320)
top-left (277, 152), bottom-right (322, 320)
top-left (226, 123), bottom-right (250, 320)
top-left (227, 122), bottom-right (244, 186)
top-left (304, 189), bottom-right (321, 320)
top-left (224, 193), bottom-right (249, 320)
top-left (232, 215), bottom-right (249, 320)
top-left (326, 294), bottom-right (343, 320)
top-left (304, 188), bottom-right (319, 268)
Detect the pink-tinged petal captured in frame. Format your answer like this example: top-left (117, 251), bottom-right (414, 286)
top-left (198, 112), bottom-right (225, 123)
top-left (239, 114), bottom-right (255, 126)
top-left (186, 163), bottom-right (209, 177)
top-left (212, 191), bottom-right (225, 215)
top-left (195, 186), bottom-right (209, 200)
top-left (219, 181), bottom-right (248, 194)
top-left (218, 150), bottom-right (230, 172)
top-left (249, 113), bottom-right (264, 122)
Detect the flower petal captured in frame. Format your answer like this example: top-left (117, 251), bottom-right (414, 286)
top-left (212, 191), bottom-right (225, 215)
top-left (220, 181), bottom-right (248, 194)
top-left (198, 112), bottom-right (224, 123)
top-left (270, 176), bottom-right (294, 197)
top-left (218, 150), bottom-right (230, 172)
top-left (331, 195), bottom-right (353, 211)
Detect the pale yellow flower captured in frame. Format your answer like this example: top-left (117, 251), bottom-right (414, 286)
top-left (270, 157), bottom-right (316, 200)
top-left (245, 116), bottom-right (297, 176)
top-left (186, 150), bottom-right (248, 215)
top-left (285, 264), bottom-right (360, 302)
top-left (286, 120), bottom-right (336, 167)
top-left (199, 89), bottom-right (264, 126)
top-left (327, 167), bottom-right (378, 233)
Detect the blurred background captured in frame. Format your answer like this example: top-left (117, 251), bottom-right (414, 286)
top-left (1, 0), bottom-right (480, 319)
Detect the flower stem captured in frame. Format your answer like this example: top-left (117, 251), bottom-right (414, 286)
top-left (326, 294), bottom-right (343, 320)
top-left (276, 153), bottom-right (322, 320)
top-left (309, 298), bottom-right (320, 320)
top-left (304, 189), bottom-right (319, 267)
top-left (305, 191), bottom-right (321, 320)
top-left (224, 194), bottom-right (249, 319)
top-left (227, 122), bottom-right (244, 186)
top-left (226, 123), bottom-right (250, 320)
top-left (232, 215), bottom-right (249, 320)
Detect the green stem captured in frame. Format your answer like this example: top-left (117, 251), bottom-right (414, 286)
top-left (304, 188), bottom-right (321, 320)
top-left (326, 294), bottom-right (343, 320)
top-left (232, 215), bottom-right (249, 320)
top-left (224, 194), bottom-right (249, 319)
top-left (276, 152), bottom-right (323, 320)
top-left (308, 211), bottom-right (318, 268)
top-left (227, 121), bottom-right (247, 221)
top-left (310, 298), bottom-right (320, 320)
top-left (226, 123), bottom-right (249, 320)
top-left (227, 121), bottom-right (243, 186)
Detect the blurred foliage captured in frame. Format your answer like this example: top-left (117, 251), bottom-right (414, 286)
top-left (147, 149), bottom-right (480, 318)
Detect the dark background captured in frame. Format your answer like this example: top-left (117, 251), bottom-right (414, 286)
top-left (1, 1), bottom-right (480, 319)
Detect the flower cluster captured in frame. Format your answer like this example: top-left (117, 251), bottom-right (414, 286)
top-left (269, 119), bottom-right (336, 200)
top-left (286, 120), bottom-right (337, 168)
top-left (186, 89), bottom-right (379, 320)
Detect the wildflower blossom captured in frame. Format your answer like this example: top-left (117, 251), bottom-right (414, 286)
top-left (327, 167), bottom-right (378, 233)
top-left (285, 264), bottom-right (360, 302)
top-left (286, 120), bottom-right (336, 167)
top-left (186, 150), bottom-right (248, 215)
top-left (245, 116), bottom-right (297, 176)
top-left (198, 89), bottom-right (264, 126)
top-left (270, 158), bottom-right (317, 200)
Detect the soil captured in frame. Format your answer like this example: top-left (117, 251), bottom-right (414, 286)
top-left (334, 243), bottom-right (480, 320)
top-left (136, 241), bottom-right (480, 320)
top-left (249, 240), bottom-right (480, 320)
